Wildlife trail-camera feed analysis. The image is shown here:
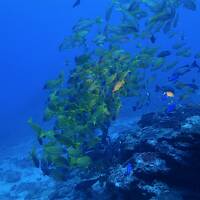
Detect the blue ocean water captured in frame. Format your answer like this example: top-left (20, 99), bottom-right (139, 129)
top-left (0, 0), bottom-right (108, 146)
top-left (0, 0), bottom-right (200, 199)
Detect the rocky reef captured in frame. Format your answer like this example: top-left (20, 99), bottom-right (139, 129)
top-left (77, 104), bottom-right (200, 200)
top-left (1, 104), bottom-right (200, 199)
top-left (105, 104), bottom-right (200, 200)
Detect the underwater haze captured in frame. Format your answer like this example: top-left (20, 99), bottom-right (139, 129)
top-left (1, 0), bottom-right (200, 199)
top-left (0, 0), bottom-right (108, 146)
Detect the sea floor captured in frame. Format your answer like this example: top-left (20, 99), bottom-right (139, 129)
top-left (0, 139), bottom-right (54, 200)
top-left (0, 117), bottom-right (139, 200)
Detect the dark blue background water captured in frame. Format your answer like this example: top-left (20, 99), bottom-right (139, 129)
top-left (0, 0), bottom-right (200, 147)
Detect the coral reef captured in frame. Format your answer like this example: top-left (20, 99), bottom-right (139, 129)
top-left (2, 105), bottom-right (200, 199)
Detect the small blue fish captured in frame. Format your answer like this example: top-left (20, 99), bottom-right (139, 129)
top-left (126, 163), bottom-right (133, 175)
top-left (166, 103), bottom-right (176, 113)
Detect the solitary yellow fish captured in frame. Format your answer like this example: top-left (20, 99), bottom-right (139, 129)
top-left (164, 91), bottom-right (175, 98)
top-left (112, 80), bottom-right (125, 93)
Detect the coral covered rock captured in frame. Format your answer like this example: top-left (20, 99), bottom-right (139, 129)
top-left (181, 115), bottom-right (200, 134)
top-left (108, 164), bottom-right (135, 189)
top-left (134, 152), bottom-right (168, 174)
